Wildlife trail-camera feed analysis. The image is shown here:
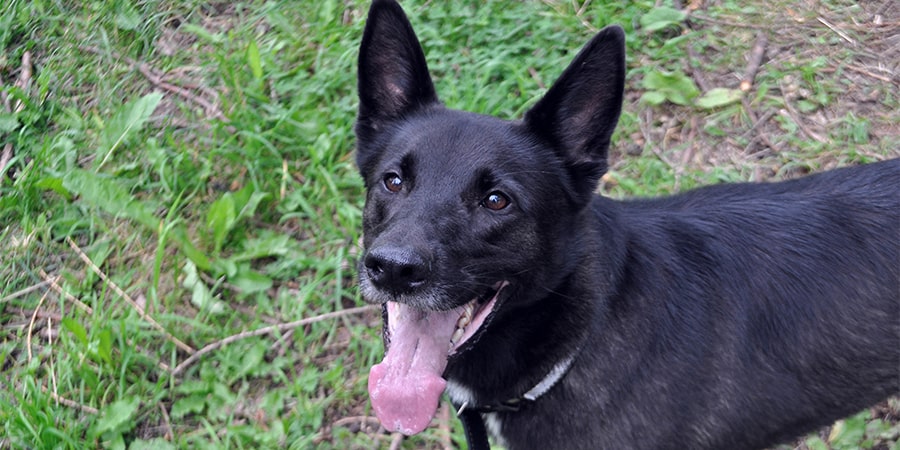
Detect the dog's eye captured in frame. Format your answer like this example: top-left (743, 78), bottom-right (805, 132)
top-left (383, 173), bottom-right (403, 193)
top-left (481, 191), bottom-right (510, 211)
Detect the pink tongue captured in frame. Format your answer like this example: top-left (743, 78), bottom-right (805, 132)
top-left (368, 302), bottom-right (460, 435)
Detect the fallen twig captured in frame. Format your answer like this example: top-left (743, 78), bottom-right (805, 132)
top-left (0, 280), bottom-right (52, 303)
top-left (0, 144), bottom-right (12, 181)
top-left (171, 304), bottom-right (377, 376)
top-left (388, 432), bottom-right (404, 450)
top-left (159, 402), bottom-right (174, 440)
top-left (26, 287), bottom-right (52, 362)
top-left (41, 385), bottom-right (99, 415)
top-left (842, 64), bottom-right (893, 83)
top-left (7, 306), bottom-right (62, 322)
top-left (740, 32), bottom-right (768, 92)
top-left (66, 236), bottom-right (195, 355)
top-left (439, 401), bottom-right (453, 450)
top-left (817, 17), bottom-right (856, 47)
top-left (678, 116), bottom-right (698, 169)
top-left (47, 316), bottom-right (58, 401)
top-left (39, 269), bottom-right (93, 314)
top-left (691, 13), bottom-right (770, 29)
top-left (1, 51), bottom-right (32, 181)
top-left (686, 45), bottom-right (711, 93)
top-left (333, 415), bottom-right (381, 431)
top-left (528, 67), bottom-right (546, 90)
top-left (741, 98), bottom-right (778, 152)
top-left (78, 45), bottom-right (226, 121)
top-left (778, 85), bottom-right (827, 144)
top-left (135, 63), bottom-right (225, 120)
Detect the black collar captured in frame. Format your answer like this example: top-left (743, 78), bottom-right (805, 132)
top-left (452, 352), bottom-right (578, 449)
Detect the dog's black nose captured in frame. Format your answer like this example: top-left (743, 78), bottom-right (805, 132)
top-left (364, 246), bottom-right (430, 294)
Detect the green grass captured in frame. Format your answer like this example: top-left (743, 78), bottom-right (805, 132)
top-left (1, 0), bottom-right (897, 448)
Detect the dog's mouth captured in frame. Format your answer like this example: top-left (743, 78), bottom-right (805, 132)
top-left (368, 281), bottom-right (508, 435)
top-left (449, 281), bottom-right (507, 354)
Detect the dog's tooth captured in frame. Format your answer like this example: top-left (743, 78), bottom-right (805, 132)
top-left (457, 313), bottom-right (471, 329)
top-left (450, 327), bottom-right (464, 346)
top-left (455, 302), bottom-right (475, 330)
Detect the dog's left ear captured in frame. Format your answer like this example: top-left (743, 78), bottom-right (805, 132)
top-left (524, 25), bottom-right (626, 199)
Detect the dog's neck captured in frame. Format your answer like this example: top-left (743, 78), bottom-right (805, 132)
top-left (453, 350), bottom-right (578, 414)
top-left (448, 349), bottom-right (580, 450)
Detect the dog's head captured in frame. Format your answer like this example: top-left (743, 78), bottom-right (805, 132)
top-left (355, 0), bottom-right (625, 435)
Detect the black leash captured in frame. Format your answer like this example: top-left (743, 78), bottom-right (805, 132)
top-left (457, 405), bottom-right (491, 450)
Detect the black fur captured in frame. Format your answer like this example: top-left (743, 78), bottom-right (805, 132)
top-left (355, 1), bottom-right (900, 448)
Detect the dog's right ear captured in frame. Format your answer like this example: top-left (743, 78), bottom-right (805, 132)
top-left (356, 0), bottom-right (438, 139)
top-left (524, 26), bottom-right (626, 202)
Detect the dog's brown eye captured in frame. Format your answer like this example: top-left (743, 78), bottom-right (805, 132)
top-left (383, 173), bottom-right (403, 193)
top-left (482, 191), bottom-right (510, 211)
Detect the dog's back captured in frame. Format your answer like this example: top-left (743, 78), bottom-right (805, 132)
top-left (544, 160), bottom-right (900, 449)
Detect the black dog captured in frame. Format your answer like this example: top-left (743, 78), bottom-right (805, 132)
top-left (355, 1), bottom-right (900, 448)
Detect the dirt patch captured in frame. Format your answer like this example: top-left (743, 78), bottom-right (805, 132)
top-left (611, 0), bottom-right (898, 188)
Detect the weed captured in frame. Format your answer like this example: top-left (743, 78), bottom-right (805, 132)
top-left (1, 0), bottom-right (896, 448)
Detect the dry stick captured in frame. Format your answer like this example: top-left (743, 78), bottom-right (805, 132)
top-left (690, 13), bottom-right (769, 29)
top-left (1, 77), bottom-right (15, 179)
top-left (48, 316), bottom-right (59, 401)
top-left (388, 432), bottom-right (404, 450)
top-left (127, 338), bottom-right (172, 373)
top-left (817, 17), bottom-right (857, 46)
top-left (39, 269), bottom-right (93, 314)
top-left (41, 385), bottom-right (99, 414)
top-left (527, 67), bottom-right (546, 90)
top-left (135, 63), bottom-right (225, 120)
top-left (66, 236), bottom-right (196, 355)
top-left (572, 0), bottom-right (597, 31)
top-left (576, 0), bottom-right (592, 16)
top-left (7, 306), bottom-right (62, 321)
top-left (171, 304), bottom-right (377, 376)
top-left (640, 110), bottom-right (678, 173)
top-left (26, 287), bottom-right (52, 362)
top-left (280, 159), bottom-right (288, 201)
top-left (0, 143), bottom-right (12, 181)
top-left (333, 416), bottom-right (381, 430)
top-left (0, 280), bottom-right (52, 303)
top-left (159, 402), bottom-right (174, 440)
top-left (0, 77), bottom-right (9, 112)
top-left (78, 45), bottom-right (225, 121)
top-left (740, 108), bottom-right (778, 154)
top-left (741, 98), bottom-right (778, 152)
top-left (778, 84), bottom-right (827, 144)
top-left (740, 32), bottom-right (768, 92)
top-left (843, 64), bottom-right (893, 83)
top-left (1, 51), bottom-right (32, 180)
top-left (869, 3), bottom-right (897, 27)
top-left (679, 116), bottom-right (699, 169)
top-left (15, 51), bottom-right (32, 102)
top-left (271, 328), bottom-right (295, 360)
top-left (438, 401), bottom-right (453, 450)
top-left (686, 45), bottom-right (711, 93)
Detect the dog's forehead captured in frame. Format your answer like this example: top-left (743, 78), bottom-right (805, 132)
top-left (393, 110), bottom-right (529, 174)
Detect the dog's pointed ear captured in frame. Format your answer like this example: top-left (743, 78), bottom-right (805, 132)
top-left (524, 25), bottom-right (626, 197)
top-left (357, 0), bottom-right (438, 135)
